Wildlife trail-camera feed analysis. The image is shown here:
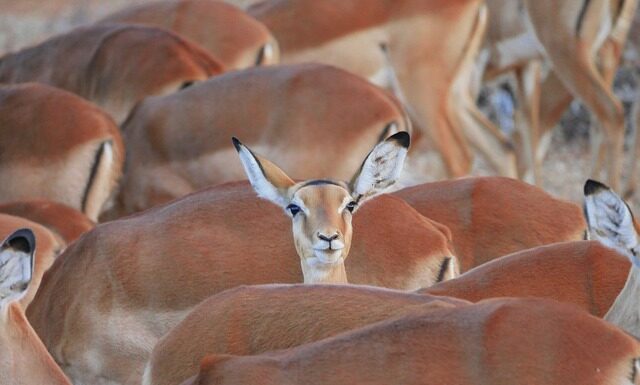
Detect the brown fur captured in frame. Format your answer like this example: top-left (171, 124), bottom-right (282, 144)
top-left (114, 64), bottom-right (409, 216)
top-left (0, 214), bottom-right (62, 308)
top-left (145, 284), bottom-right (468, 385)
top-left (0, 200), bottom-right (94, 244)
top-left (27, 181), bottom-right (455, 385)
top-left (249, 0), bottom-right (512, 178)
top-left (187, 298), bottom-right (640, 385)
top-left (0, 24), bottom-right (224, 124)
top-left (0, 83), bottom-right (124, 220)
top-left (100, 0), bottom-right (279, 69)
top-left (422, 241), bottom-right (630, 318)
top-left (0, 302), bottom-right (71, 385)
top-left (394, 177), bottom-right (586, 271)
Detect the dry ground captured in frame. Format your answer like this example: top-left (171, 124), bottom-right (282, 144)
top-left (1, 0), bottom-right (639, 209)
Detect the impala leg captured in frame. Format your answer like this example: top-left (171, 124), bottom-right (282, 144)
top-left (542, 44), bottom-right (624, 189)
top-left (536, 71), bottom-right (574, 164)
top-left (449, 67), bottom-right (517, 177)
top-left (513, 60), bottom-right (543, 184)
top-left (446, 4), bottom-right (517, 178)
top-left (525, 0), bottom-right (627, 189)
top-left (390, 56), bottom-right (473, 178)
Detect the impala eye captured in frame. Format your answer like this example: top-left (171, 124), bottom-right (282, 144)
top-left (346, 201), bottom-right (358, 213)
top-left (286, 204), bottom-right (301, 217)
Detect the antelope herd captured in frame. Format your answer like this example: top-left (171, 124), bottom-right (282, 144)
top-left (1, 0), bottom-right (640, 384)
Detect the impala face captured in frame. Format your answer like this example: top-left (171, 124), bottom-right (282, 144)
top-left (584, 179), bottom-right (640, 266)
top-left (284, 181), bottom-right (355, 267)
top-left (233, 132), bottom-right (410, 283)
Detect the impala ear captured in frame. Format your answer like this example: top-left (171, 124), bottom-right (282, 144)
top-left (233, 137), bottom-right (295, 207)
top-left (584, 179), bottom-right (639, 262)
top-left (0, 228), bottom-right (35, 309)
top-left (350, 131), bottom-right (410, 204)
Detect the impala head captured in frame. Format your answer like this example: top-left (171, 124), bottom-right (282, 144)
top-left (584, 179), bottom-right (640, 266)
top-left (233, 132), bottom-right (410, 284)
top-left (0, 228), bottom-right (34, 311)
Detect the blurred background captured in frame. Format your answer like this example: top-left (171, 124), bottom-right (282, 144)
top-left (1, 0), bottom-right (638, 206)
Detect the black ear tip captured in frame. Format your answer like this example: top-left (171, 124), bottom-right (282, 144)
top-left (231, 137), bottom-right (242, 152)
top-left (388, 131), bottom-right (410, 148)
top-left (584, 179), bottom-right (610, 196)
top-left (4, 228), bottom-right (35, 254)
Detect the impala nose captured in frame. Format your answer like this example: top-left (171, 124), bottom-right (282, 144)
top-left (317, 233), bottom-right (339, 242)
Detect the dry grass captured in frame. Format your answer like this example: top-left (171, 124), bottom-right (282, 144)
top-left (0, 0), bottom-right (639, 210)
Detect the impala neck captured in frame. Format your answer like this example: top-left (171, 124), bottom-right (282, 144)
top-left (1, 303), bottom-right (71, 384)
top-left (300, 260), bottom-right (348, 284)
top-left (605, 265), bottom-right (640, 339)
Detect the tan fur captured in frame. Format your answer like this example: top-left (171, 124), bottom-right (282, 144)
top-left (27, 181), bottom-right (456, 385)
top-left (249, 0), bottom-right (508, 178)
top-left (0, 200), bottom-right (94, 244)
top-left (0, 214), bottom-right (63, 308)
top-left (0, 24), bottom-right (224, 124)
top-left (144, 284), bottom-right (468, 385)
top-left (114, 64), bottom-right (410, 216)
top-left (423, 240), bottom-right (630, 317)
top-left (100, 0), bottom-right (279, 69)
top-left (186, 298), bottom-right (640, 385)
top-left (0, 302), bottom-right (71, 385)
top-left (0, 83), bottom-right (124, 221)
top-left (394, 177), bottom-right (586, 271)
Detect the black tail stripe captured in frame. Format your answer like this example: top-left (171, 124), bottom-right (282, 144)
top-left (576, 0), bottom-right (592, 34)
top-left (81, 141), bottom-right (108, 213)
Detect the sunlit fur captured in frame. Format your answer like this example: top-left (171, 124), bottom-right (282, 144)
top-left (249, 0), bottom-right (517, 178)
top-left (395, 176), bottom-right (586, 272)
top-left (99, 0), bottom-right (280, 70)
top-left (0, 84), bottom-right (124, 221)
top-left (27, 181), bottom-right (457, 385)
top-left (0, 24), bottom-right (223, 124)
top-left (143, 284), bottom-right (468, 385)
top-left (184, 298), bottom-right (640, 385)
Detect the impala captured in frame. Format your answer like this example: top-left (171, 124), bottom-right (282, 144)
top-left (0, 200), bottom-right (94, 244)
top-left (185, 298), bottom-right (640, 385)
top-left (479, 0), bottom-right (637, 188)
top-left (0, 229), bottom-right (72, 385)
top-left (28, 134), bottom-right (458, 385)
top-left (99, 0), bottom-right (279, 70)
top-left (0, 83), bottom-right (124, 221)
top-left (148, 180), bottom-right (640, 385)
top-left (142, 284), bottom-right (468, 385)
top-left (0, 24), bottom-right (224, 124)
top-left (234, 132), bottom-right (421, 283)
top-left (114, 63), bottom-right (411, 216)
top-left (582, 179), bottom-right (640, 338)
top-left (394, 176), bottom-right (586, 271)
top-left (247, 0), bottom-right (517, 178)
top-left (422, 180), bottom-right (640, 328)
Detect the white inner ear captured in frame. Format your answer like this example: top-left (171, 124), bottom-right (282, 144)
top-left (237, 145), bottom-right (288, 207)
top-left (585, 189), bottom-right (638, 258)
top-left (0, 248), bottom-right (32, 308)
top-left (352, 140), bottom-right (407, 200)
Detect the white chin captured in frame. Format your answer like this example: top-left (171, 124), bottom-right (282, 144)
top-left (312, 250), bottom-right (343, 265)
